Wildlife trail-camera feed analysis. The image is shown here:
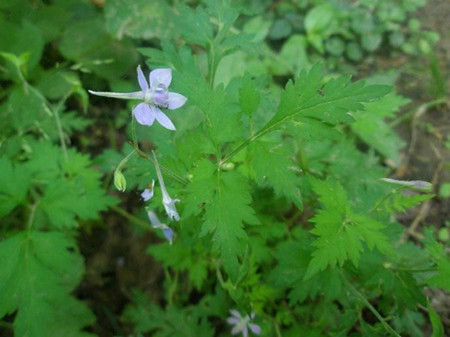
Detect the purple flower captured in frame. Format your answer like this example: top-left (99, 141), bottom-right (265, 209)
top-left (141, 180), bottom-right (155, 201)
top-left (89, 66), bottom-right (187, 131)
top-left (227, 310), bottom-right (261, 337)
top-left (147, 210), bottom-right (174, 245)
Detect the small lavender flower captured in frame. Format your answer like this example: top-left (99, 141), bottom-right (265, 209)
top-left (152, 152), bottom-right (180, 221)
top-left (141, 180), bottom-right (155, 201)
top-left (147, 210), bottom-right (174, 245)
top-left (227, 310), bottom-right (261, 337)
top-left (89, 66), bottom-right (187, 130)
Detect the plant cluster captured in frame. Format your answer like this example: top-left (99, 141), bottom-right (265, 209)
top-left (0, 0), bottom-right (448, 337)
top-left (234, 0), bottom-right (439, 74)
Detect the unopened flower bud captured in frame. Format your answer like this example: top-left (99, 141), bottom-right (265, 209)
top-left (114, 169), bottom-right (127, 192)
top-left (222, 162), bottom-right (235, 171)
top-left (380, 178), bottom-right (432, 192)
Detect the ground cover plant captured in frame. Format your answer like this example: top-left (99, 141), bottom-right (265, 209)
top-left (0, 0), bottom-right (449, 336)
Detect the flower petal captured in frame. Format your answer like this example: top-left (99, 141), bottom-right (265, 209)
top-left (230, 310), bottom-right (242, 319)
top-left (163, 199), bottom-right (180, 221)
top-left (147, 211), bottom-right (162, 228)
top-left (249, 323), bottom-right (261, 335)
top-left (137, 65), bottom-right (149, 92)
top-left (231, 326), bottom-right (242, 335)
top-left (227, 317), bottom-right (241, 325)
top-left (141, 189), bottom-right (154, 201)
top-left (88, 90), bottom-right (144, 100)
top-left (133, 103), bottom-right (155, 126)
top-left (242, 325), bottom-right (248, 337)
top-left (162, 226), bottom-right (174, 244)
top-left (167, 92), bottom-right (187, 110)
top-left (150, 68), bottom-right (172, 88)
top-left (152, 106), bottom-right (176, 130)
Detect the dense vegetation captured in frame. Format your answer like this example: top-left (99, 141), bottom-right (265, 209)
top-left (0, 0), bottom-right (448, 336)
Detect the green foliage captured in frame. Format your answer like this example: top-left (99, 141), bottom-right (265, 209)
top-left (265, 63), bottom-right (391, 133)
top-left (0, 157), bottom-right (31, 217)
top-left (0, 231), bottom-right (95, 337)
top-left (249, 0), bottom-right (436, 73)
top-left (379, 191), bottom-right (434, 214)
top-left (250, 140), bottom-right (302, 209)
top-left (423, 229), bottom-right (450, 291)
top-left (305, 179), bottom-right (391, 278)
top-left (199, 169), bottom-right (259, 282)
top-left (351, 72), bottom-right (410, 166)
top-left (0, 1), bottom-right (122, 335)
top-left (1, 0), bottom-right (447, 336)
top-left (123, 291), bottom-right (215, 337)
top-left (105, 0), bottom-right (172, 40)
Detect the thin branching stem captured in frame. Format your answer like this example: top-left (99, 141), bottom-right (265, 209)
top-left (110, 204), bottom-right (149, 230)
top-left (129, 113), bottom-right (188, 185)
top-left (342, 272), bottom-right (401, 337)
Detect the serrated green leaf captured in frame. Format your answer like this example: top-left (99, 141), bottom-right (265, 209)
top-left (24, 143), bottom-right (116, 228)
top-left (423, 230), bottom-right (450, 291)
top-left (123, 291), bottom-right (215, 336)
top-left (105, 0), bottom-right (172, 40)
top-left (380, 193), bottom-right (434, 214)
top-left (260, 63), bottom-right (391, 137)
top-left (201, 171), bottom-right (259, 282)
top-left (0, 158), bottom-right (31, 217)
top-left (270, 240), bottom-right (344, 305)
top-left (0, 231), bottom-right (95, 337)
top-left (428, 301), bottom-right (444, 337)
top-left (183, 159), bottom-right (216, 218)
top-left (0, 20), bottom-right (44, 77)
top-left (305, 179), bottom-right (391, 279)
top-left (352, 82), bottom-right (410, 166)
top-left (250, 140), bottom-right (302, 209)
top-left (176, 5), bottom-right (213, 47)
top-left (59, 18), bottom-right (138, 80)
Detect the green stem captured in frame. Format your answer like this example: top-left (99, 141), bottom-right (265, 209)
top-left (208, 41), bottom-right (216, 87)
top-left (342, 273), bottom-right (401, 337)
top-left (387, 266), bottom-right (437, 273)
top-left (389, 98), bottom-right (446, 127)
top-left (130, 115), bottom-right (188, 186)
top-left (215, 260), bottom-right (227, 289)
top-left (166, 269), bottom-right (179, 307)
top-left (25, 82), bottom-right (70, 161)
top-left (218, 129), bottom-right (265, 167)
top-left (117, 149), bottom-right (136, 171)
top-left (52, 98), bottom-right (69, 162)
top-left (27, 202), bottom-right (39, 229)
top-left (369, 189), bottom-right (397, 214)
top-left (110, 204), bottom-right (149, 230)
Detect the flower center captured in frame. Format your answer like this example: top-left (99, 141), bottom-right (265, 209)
top-left (153, 83), bottom-right (169, 108)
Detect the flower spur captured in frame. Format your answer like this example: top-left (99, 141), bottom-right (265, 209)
top-left (89, 66), bottom-right (187, 130)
